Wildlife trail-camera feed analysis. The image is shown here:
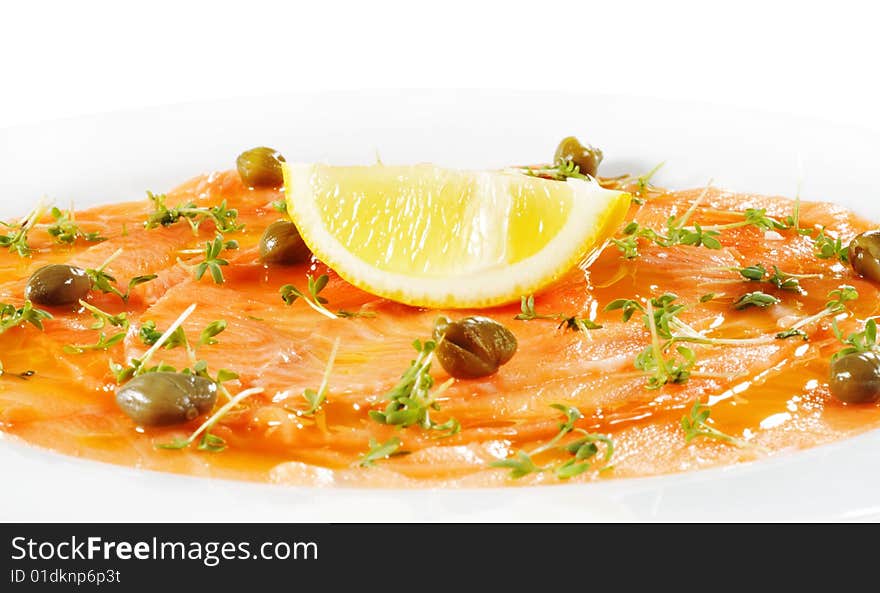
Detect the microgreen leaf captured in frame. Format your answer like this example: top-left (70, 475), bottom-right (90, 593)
top-left (681, 399), bottom-right (752, 448)
top-left (0, 301), bottom-right (53, 334)
top-left (491, 452), bottom-right (544, 479)
top-left (369, 340), bottom-right (459, 435)
top-left (775, 328), bottom-right (808, 340)
top-left (300, 339), bottom-right (339, 415)
top-left (280, 274), bottom-right (341, 319)
top-left (774, 285), bottom-right (859, 340)
top-left (831, 318), bottom-right (879, 362)
top-left (515, 295), bottom-right (602, 332)
top-left (491, 404), bottom-right (614, 480)
top-left (47, 206), bottom-right (106, 244)
top-left (812, 227), bottom-right (848, 262)
top-left (633, 161), bottom-right (665, 202)
top-left (604, 298), bottom-right (644, 323)
top-left (722, 263), bottom-right (819, 293)
top-left (519, 160), bottom-right (591, 182)
top-left (85, 249), bottom-right (156, 302)
top-left (826, 285), bottom-right (858, 313)
top-left (0, 200), bottom-right (49, 257)
top-left (357, 437), bottom-right (404, 467)
top-left (63, 300), bottom-right (129, 354)
top-left (199, 320), bottom-right (227, 346)
top-left (156, 386), bottom-right (263, 452)
top-left (194, 235), bottom-right (231, 284)
top-left (732, 291), bottom-right (780, 310)
top-left (144, 192), bottom-right (244, 234)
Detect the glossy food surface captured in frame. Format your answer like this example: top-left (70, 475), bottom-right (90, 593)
top-left (1, 170), bottom-right (879, 487)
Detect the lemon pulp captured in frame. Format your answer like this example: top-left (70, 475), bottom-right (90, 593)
top-left (284, 163), bottom-right (629, 308)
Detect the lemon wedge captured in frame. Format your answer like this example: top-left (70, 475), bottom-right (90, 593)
top-left (283, 163), bottom-right (629, 309)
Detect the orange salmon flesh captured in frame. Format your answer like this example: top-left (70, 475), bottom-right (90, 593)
top-left (1, 170), bottom-right (879, 488)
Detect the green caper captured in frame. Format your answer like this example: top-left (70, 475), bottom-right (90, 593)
top-left (554, 136), bottom-right (603, 177)
top-left (433, 316), bottom-right (517, 379)
top-left (236, 146), bottom-right (286, 188)
top-left (115, 372), bottom-right (218, 426)
top-left (829, 351), bottom-right (880, 404)
top-left (848, 230), bottom-right (880, 283)
top-left (25, 264), bottom-right (91, 307)
top-left (259, 220), bottom-right (311, 265)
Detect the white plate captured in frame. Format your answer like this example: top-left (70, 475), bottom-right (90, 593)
top-left (1, 91), bottom-right (878, 522)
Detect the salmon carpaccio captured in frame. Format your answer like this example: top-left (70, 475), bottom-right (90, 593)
top-left (1, 170), bottom-right (879, 488)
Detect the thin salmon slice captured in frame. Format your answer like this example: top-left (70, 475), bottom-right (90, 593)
top-left (0, 170), bottom-right (879, 488)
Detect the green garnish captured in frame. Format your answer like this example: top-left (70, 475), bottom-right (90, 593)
top-left (783, 181), bottom-right (802, 231)
top-left (194, 236), bottom-right (237, 284)
top-left (607, 293), bottom-right (774, 387)
top-left (0, 200), bottom-right (49, 257)
top-left (611, 219), bottom-right (723, 259)
top-left (775, 328), bottom-right (808, 340)
top-left (490, 404), bottom-right (613, 479)
top-left (721, 263), bottom-right (820, 293)
top-left (335, 309), bottom-right (376, 319)
top-left (681, 399), bottom-right (752, 448)
top-left (611, 186), bottom-right (722, 259)
top-left (515, 295), bottom-right (602, 332)
top-left (47, 206), bottom-right (106, 244)
top-left (667, 222), bottom-right (723, 249)
top-left (826, 285), bottom-right (859, 312)
top-left (606, 293), bottom-right (684, 339)
top-left (144, 192), bottom-right (244, 234)
top-left (732, 291), bottom-right (780, 310)
top-left (694, 208), bottom-right (787, 233)
top-left (138, 320), bottom-right (181, 348)
top-left (199, 320), bottom-right (227, 345)
top-left (156, 386), bottom-right (264, 453)
top-left (271, 200), bottom-right (287, 213)
top-left (520, 160), bottom-right (591, 182)
top-left (280, 274), bottom-right (346, 320)
top-left (774, 285), bottom-right (858, 341)
top-left (635, 300), bottom-right (696, 388)
top-left (301, 339), bottom-right (340, 415)
top-left (115, 304), bottom-right (238, 410)
top-left (0, 301), bottom-right (52, 334)
top-left (138, 318), bottom-right (227, 348)
top-left (369, 339), bottom-right (459, 436)
top-left (357, 437), bottom-right (405, 468)
top-left (631, 161), bottom-right (665, 204)
top-left (610, 221), bottom-right (655, 259)
top-left (86, 248), bottom-right (157, 302)
top-left (111, 303), bottom-right (196, 382)
top-left (63, 300), bottom-right (129, 354)
top-left (831, 318), bottom-right (878, 362)
top-left (812, 227), bottom-right (849, 262)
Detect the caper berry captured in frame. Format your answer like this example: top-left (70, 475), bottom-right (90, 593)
top-left (829, 351), bottom-right (880, 404)
top-left (259, 220), bottom-right (311, 265)
top-left (848, 230), bottom-right (880, 283)
top-left (25, 264), bottom-right (91, 307)
top-left (115, 372), bottom-right (218, 426)
top-left (554, 136), bottom-right (603, 177)
top-left (236, 146), bottom-right (286, 189)
top-left (433, 316), bottom-right (517, 379)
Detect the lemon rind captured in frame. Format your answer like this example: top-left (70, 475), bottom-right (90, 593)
top-left (284, 163), bottom-right (630, 309)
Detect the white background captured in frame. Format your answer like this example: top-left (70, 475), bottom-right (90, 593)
top-left (1, 0), bottom-right (877, 130)
top-left (3, 0), bottom-right (880, 522)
